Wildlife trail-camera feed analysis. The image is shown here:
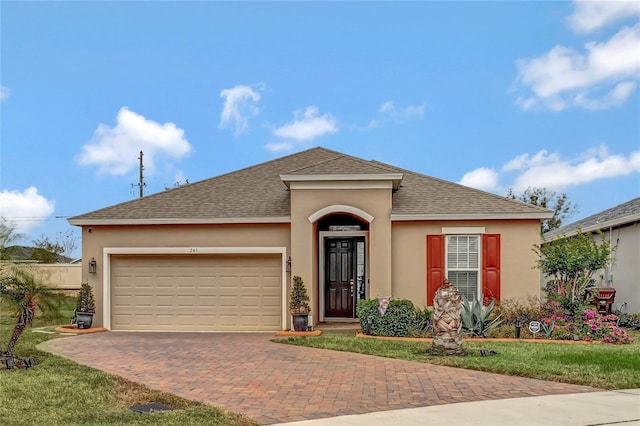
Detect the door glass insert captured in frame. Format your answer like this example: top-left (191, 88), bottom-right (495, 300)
top-left (356, 239), bottom-right (366, 302)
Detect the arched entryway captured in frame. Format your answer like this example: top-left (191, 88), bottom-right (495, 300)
top-left (315, 211), bottom-right (370, 321)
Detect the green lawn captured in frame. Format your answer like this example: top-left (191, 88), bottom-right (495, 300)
top-left (275, 331), bottom-right (640, 390)
top-left (0, 299), bottom-right (259, 426)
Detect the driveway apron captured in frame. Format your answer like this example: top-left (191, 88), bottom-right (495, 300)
top-left (40, 332), bottom-right (597, 425)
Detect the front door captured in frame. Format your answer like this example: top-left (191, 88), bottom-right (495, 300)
top-left (325, 238), bottom-right (354, 317)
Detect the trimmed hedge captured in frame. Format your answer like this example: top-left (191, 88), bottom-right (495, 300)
top-left (357, 298), bottom-right (431, 337)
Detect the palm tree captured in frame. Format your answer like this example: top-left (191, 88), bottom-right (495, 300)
top-left (0, 267), bottom-right (63, 357)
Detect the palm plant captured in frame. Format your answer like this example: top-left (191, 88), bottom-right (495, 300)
top-left (0, 267), bottom-right (63, 357)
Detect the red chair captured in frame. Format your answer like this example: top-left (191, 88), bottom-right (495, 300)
top-left (593, 287), bottom-right (616, 315)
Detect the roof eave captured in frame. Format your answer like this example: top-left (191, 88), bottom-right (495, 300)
top-left (391, 212), bottom-right (554, 221)
top-left (67, 217), bottom-right (292, 226)
top-left (280, 173), bottom-right (404, 190)
top-left (545, 212), bottom-right (640, 239)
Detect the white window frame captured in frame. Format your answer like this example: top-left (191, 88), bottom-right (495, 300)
top-left (445, 234), bottom-right (482, 301)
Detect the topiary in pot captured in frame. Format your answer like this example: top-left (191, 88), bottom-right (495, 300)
top-left (289, 276), bottom-right (310, 331)
top-left (74, 283), bottom-right (96, 329)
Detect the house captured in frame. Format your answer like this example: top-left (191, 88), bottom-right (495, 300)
top-left (68, 147), bottom-right (551, 331)
top-left (545, 197), bottom-right (640, 314)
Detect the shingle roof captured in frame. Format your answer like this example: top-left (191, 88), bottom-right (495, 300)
top-left (69, 147), bottom-right (550, 224)
top-left (545, 197), bottom-right (640, 238)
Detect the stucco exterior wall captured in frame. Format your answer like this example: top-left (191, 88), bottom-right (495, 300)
top-left (391, 219), bottom-right (542, 307)
top-left (80, 223), bottom-right (290, 327)
top-left (30, 263), bottom-right (82, 291)
top-left (289, 187), bottom-right (392, 316)
top-left (599, 223), bottom-right (639, 313)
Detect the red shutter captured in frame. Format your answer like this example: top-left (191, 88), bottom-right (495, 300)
top-left (426, 235), bottom-right (445, 307)
top-left (482, 234), bottom-right (501, 302)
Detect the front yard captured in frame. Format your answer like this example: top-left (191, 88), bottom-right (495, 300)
top-left (2, 297), bottom-right (638, 425)
top-left (276, 330), bottom-right (640, 390)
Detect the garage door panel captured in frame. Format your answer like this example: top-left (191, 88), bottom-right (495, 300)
top-left (111, 254), bottom-right (282, 331)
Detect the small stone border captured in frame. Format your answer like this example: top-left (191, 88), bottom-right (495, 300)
top-left (355, 332), bottom-right (602, 344)
top-left (275, 330), bottom-right (323, 337)
top-left (54, 325), bottom-right (108, 335)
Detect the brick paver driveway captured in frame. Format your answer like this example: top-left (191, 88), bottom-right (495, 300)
top-left (41, 332), bottom-right (597, 424)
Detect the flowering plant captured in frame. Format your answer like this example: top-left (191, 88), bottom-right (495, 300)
top-left (540, 309), bottom-right (634, 344)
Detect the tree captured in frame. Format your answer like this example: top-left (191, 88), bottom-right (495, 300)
top-left (56, 229), bottom-right (78, 260)
top-left (31, 234), bottom-right (64, 263)
top-left (0, 218), bottom-right (24, 260)
top-left (506, 187), bottom-right (578, 234)
top-left (534, 230), bottom-right (612, 316)
top-left (0, 267), bottom-right (63, 357)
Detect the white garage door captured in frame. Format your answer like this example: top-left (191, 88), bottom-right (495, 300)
top-left (111, 254), bottom-right (282, 331)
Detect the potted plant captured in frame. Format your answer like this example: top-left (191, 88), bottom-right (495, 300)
top-left (289, 275), bottom-right (310, 331)
top-left (74, 283), bottom-right (96, 329)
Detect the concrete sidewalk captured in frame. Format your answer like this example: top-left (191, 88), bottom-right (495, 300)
top-left (273, 389), bottom-right (640, 426)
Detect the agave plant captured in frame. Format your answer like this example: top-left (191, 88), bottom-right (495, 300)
top-left (460, 295), bottom-right (503, 337)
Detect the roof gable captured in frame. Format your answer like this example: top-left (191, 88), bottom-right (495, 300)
top-left (69, 147), bottom-right (551, 225)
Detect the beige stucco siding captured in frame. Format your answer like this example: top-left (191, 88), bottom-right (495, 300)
top-left (289, 187), bottom-right (392, 316)
top-left (81, 223), bottom-right (290, 328)
top-left (391, 220), bottom-right (542, 306)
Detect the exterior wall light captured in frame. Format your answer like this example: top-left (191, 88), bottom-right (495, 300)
top-left (89, 258), bottom-right (97, 274)
top-left (286, 256), bottom-right (292, 272)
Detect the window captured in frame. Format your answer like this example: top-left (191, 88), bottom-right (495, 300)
top-left (446, 235), bottom-right (480, 301)
top-left (426, 233), bottom-right (500, 306)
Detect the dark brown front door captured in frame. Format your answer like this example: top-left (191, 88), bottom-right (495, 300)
top-left (325, 238), bottom-right (354, 317)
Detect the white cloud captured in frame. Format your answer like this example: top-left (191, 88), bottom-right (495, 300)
top-left (567, 0), bottom-right (640, 33)
top-left (274, 106), bottom-right (338, 141)
top-left (462, 146), bottom-right (640, 194)
top-left (76, 107), bottom-right (192, 176)
top-left (0, 85), bottom-right (9, 101)
top-left (219, 84), bottom-right (263, 136)
top-left (507, 146), bottom-right (640, 191)
top-left (459, 168), bottom-right (500, 191)
top-left (502, 150), bottom-right (561, 172)
top-left (573, 80), bottom-right (638, 110)
top-left (265, 141), bottom-right (295, 152)
top-left (0, 187), bottom-right (55, 234)
top-left (378, 101), bottom-right (425, 122)
top-left (516, 23), bottom-right (640, 111)
top-left (515, 0), bottom-right (640, 112)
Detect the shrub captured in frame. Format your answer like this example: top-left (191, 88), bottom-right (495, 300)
top-left (76, 283), bottom-right (96, 313)
top-left (357, 298), bottom-right (431, 337)
top-left (615, 312), bottom-right (640, 331)
top-left (493, 296), bottom-right (542, 326)
top-left (289, 276), bottom-right (310, 314)
top-left (535, 230), bottom-right (611, 317)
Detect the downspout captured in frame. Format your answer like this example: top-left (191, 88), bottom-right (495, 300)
top-left (608, 226), bottom-right (613, 287)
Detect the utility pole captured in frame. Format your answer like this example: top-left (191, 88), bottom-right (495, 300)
top-left (131, 150), bottom-right (146, 198)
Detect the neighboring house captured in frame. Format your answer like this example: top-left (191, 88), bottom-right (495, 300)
top-left (69, 147), bottom-right (551, 332)
top-left (545, 197), bottom-right (640, 314)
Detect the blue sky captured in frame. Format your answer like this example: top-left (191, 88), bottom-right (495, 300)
top-left (1, 1), bottom-right (639, 256)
